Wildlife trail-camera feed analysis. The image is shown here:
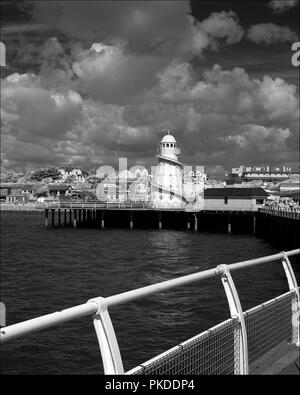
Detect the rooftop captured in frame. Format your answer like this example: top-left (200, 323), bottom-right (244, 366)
top-left (204, 187), bottom-right (269, 198)
top-left (47, 184), bottom-right (71, 191)
top-left (161, 134), bottom-right (176, 143)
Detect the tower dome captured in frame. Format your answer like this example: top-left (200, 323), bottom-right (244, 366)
top-left (161, 134), bottom-right (176, 144)
top-left (158, 132), bottom-right (180, 161)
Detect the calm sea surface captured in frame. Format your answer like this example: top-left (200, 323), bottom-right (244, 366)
top-left (0, 211), bottom-right (299, 374)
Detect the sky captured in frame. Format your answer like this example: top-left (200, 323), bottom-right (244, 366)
top-left (0, 0), bottom-right (299, 176)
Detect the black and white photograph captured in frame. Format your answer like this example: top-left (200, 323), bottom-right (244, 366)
top-left (0, 0), bottom-right (299, 379)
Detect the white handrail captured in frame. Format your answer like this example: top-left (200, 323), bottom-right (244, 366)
top-left (1, 249), bottom-right (299, 345)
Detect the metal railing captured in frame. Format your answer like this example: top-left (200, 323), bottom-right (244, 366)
top-left (259, 207), bottom-right (300, 220)
top-left (1, 249), bottom-right (299, 375)
top-left (36, 201), bottom-right (152, 210)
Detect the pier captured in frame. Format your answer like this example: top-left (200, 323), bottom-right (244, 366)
top-left (41, 202), bottom-right (300, 249)
top-left (1, 249), bottom-right (299, 375)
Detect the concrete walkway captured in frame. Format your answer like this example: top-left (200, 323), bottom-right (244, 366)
top-left (250, 342), bottom-right (300, 375)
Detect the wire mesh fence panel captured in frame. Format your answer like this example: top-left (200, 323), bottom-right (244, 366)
top-left (244, 291), bottom-right (294, 374)
top-left (127, 318), bottom-right (238, 375)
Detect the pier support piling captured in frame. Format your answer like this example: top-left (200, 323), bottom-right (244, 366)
top-left (130, 211), bottom-right (133, 229)
top-left (45, 209), bottom-right (49, 227)
top-left (73, 210), bottom-right (77, 228)
top-left (228, 215), bottom-right (232, 235)
top-left (159, 212), bottom-right (162, 230)
top-left (58, 209), bottom-right (61, 227)
top-left (101, 211), bottom-right (105, 229)
top-left (194, 214), bottom-right (198, 231)
top-left (253, 215), bottom-right (256, 235)
top-left (51, 209), bottom-right (55, 227)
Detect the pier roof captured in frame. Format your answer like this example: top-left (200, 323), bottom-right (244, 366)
top-left (204, 187), bottom-right (269, 198)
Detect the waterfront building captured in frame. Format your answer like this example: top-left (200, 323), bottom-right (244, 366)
top-left (151, 133), bottom-right (184, 208)
top-left (203, 187), bottom-right (269, 211)
top-left (0, 183), bottom-right (36, 203)
top-left (0, 188), bottom-right (8, 202)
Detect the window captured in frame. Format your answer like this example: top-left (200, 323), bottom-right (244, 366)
top-left (166, 143), bottom-right (169, 147)
top-left (256, 199), bottom-right (264, 205)
top-left (224, 197), bottom-right (228, 204)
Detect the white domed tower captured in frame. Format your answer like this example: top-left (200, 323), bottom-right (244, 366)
top-left (151, 131), bottom-right (184, 208)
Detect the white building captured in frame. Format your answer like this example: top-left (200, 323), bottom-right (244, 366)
top-left (279, 182), bottom-right (300, 193)
top-left (231, 165), bottom-right (295, 182)
top-left (183, 166), bottom-right (205, 209)
top-left (58, 166), bottom-right (87, 183)
top-left (151, 133), bottom-right (184, 208)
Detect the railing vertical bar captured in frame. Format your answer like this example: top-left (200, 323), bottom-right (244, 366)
top-left (281, 254), bottom-right (300, 347)
top-left (89, 298), bottom-right (124, 374)
top-left (217, 264), bottom-right (249, 375)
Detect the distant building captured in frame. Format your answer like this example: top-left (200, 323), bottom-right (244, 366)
top-left (224, 173), bottom-right (242, 186)
top-left (288, 191), bottom-right (300, 204)
top-left (279, 182), bottom-right (300, 193)
top-left (58, 166), bottom-right (87, 183)
top-left (231, 165), bottom-right (296, 182)
top-left (203, 187), bottom-right (269, 211)
top-left (0, 183), bottom-right (36, 203)
top-left (0, 188), bottom-right (9, 202)
top-left (47, 184), bottom-right (72, 197)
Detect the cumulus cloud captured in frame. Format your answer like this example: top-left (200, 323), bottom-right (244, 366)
top-left (222, 125), bottom-right (291, 152)
top-left (72, 42), bottom-right (166, 104)
top-left (268, 0), bottom-right (299, 13)
top-left (1, 73), bottom-right (83, 143)
top-left (125, 63), bottom-right (298, 164)
top-left (1, 135), bottom-right (55, 167)
top-left (150, 63), bottom-right (298, 123)
top-left (30, 1), bottom-right (247, 59)
top-left (191, 11), bottom-right (244, 52)
top-left (1, 2), bottom-right (299, 170)
top-left (247, 23), bottom-right (298, 44)
top-left (1, 36), bottom-right (298, 170)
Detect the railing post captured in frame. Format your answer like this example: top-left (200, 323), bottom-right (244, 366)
top-left (281, 253), bottom-right (300, 347)
top-left (217, 264), bottom-right (249, 375)
top-left (88, 297), bottom-right (124, 374)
